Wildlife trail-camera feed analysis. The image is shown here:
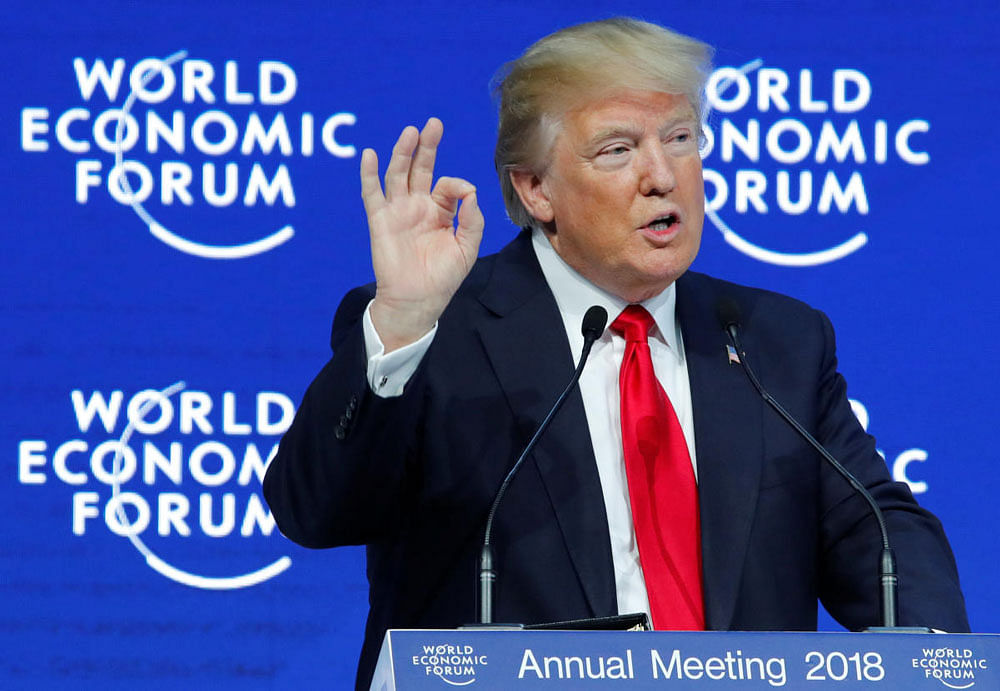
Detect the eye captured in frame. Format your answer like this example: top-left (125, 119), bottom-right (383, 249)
top-left (599, 144), bottom-right (630, 157)
top-left (665, 128), bottom-right (699, 154)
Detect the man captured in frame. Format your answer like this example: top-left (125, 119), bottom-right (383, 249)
top-left (263, 18), bottom-right (968, 690)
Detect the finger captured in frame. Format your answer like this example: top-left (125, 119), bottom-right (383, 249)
top-left (456, 191), bottom-right (485, 257)
top-left (430, 176), bottom-right (476, 218)
top-left (408, 117), bottom-right (443, 195)
top-left (384, 125), bottom-right (419, 201)
top-left (359, 148), bottom-right (385, 215)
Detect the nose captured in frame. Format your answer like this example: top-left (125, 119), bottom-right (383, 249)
top-left (638, 144), bottom-right (676, 197)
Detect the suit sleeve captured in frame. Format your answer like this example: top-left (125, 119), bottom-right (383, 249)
top-left (262, 285), bottom-right (429, 548)
top-left (810, 309), bottom-right (969, 631)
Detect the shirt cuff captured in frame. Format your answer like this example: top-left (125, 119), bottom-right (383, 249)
top-left (362, 300), bottom-right (437, 398)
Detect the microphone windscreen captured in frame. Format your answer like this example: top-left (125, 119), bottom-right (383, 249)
top-left (581, 305), bottom-right (608, 339)
top-left (716, 297), bottom-right (741, 330)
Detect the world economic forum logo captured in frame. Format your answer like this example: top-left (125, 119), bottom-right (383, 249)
top-left (912, 646), bottom-right (990, 689)
top-left (410, 643), bottom-right (488, 686)
top-left (17, 381), bottom-right (295, 590)
top-left (20, 50), bottom-right (358, 259)
top-left (701, 60), bottom-right (930, 267)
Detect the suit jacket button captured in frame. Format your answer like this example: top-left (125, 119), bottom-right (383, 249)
top-left (339, 415), bottom-right (348, 427)
top-left (334, 426), bottom-right (346, 441)
top-left (349, 395), bottom-right (358, 411)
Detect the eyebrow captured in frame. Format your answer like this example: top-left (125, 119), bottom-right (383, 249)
top-left (588, 125), bottom-right (642, 145)
top-left (587, 115), bottom-right (699, 147)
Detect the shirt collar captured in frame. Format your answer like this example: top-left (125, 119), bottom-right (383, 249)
top-left (531, 227), bottom-right (678, 348)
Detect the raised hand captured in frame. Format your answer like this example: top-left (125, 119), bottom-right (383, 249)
top-left (360, 118), bottom-right (484, 352)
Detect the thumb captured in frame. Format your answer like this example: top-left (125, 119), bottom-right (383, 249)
top-left (455, 191), bottom-right (484, 258)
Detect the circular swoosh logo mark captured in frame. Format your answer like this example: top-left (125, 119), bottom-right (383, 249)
top-left (703, 59), bottom-right (868, 267)
top-left (111, 381), bottom-right (291, 590)
top-left (113, 50), bottom-right (295, 260)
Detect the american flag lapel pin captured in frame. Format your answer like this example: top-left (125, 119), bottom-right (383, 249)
top-left (726, 345), bottom-right (741, 365)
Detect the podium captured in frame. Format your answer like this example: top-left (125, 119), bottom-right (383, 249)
top-left (372, 629), bottom-right (1000, 689)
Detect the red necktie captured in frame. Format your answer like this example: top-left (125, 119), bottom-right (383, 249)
top-left (612, 305), bottom-right (705, 630)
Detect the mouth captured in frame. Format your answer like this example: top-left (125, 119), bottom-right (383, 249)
top-left (643, 213), bottom-right (680, 232)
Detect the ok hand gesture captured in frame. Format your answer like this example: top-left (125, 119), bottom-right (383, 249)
top-left (361, 118), bottom-right (484, 352)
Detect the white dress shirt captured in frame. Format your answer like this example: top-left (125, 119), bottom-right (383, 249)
top-left (361, 227), bottom-right (698, 623)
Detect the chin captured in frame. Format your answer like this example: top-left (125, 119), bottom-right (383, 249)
top-left (616, 274), bottom-right (678, 303)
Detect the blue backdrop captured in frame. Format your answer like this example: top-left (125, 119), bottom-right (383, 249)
top-left (4, 1), bottom-right (998, 688)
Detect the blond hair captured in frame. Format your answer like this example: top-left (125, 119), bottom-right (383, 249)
top-left (493, 17), bottom-right (714, 227)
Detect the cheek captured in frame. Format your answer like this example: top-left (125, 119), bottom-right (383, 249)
top-left (559, 198), bottom-right (612, 241)
top-left (682, 165), bottom-right (706, 200)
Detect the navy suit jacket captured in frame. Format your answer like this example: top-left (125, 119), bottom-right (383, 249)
top-left (263, 230), bottom-right (967, 690)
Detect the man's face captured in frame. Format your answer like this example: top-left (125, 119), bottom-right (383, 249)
top-left (517, 90), bottom-right (704, 302)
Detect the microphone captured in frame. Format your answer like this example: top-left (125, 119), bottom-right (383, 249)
top-left (477, 305), bottom-right (608, 625)
top-left (716, 298), bottom-right (927, 632)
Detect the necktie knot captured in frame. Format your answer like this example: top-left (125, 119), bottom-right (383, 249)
top-left (612, 305), bottom-right (656, 343)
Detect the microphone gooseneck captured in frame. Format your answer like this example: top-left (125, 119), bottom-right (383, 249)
top-left (477, 305), bottom-right (608, 624)
top-left (716, 298), bottom-right (906, 631)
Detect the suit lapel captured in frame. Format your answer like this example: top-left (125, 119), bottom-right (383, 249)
top-left (676, 272), bottom-right (764, 630)
top-left (471, 238), bottom-right (764, 626)
top-left (475, 231), bottom-right (617, 619)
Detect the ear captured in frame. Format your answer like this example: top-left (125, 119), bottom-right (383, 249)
top-left (509, 168), bottom-right (554, 223)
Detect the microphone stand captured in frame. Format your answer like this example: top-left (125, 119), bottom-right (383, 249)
top-left (718, 300), bottom-right (929, 633)
top-left (474, 306), bottom-right (607, 626)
